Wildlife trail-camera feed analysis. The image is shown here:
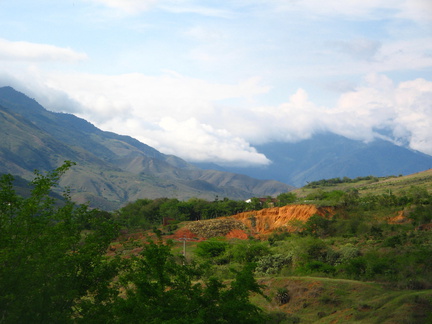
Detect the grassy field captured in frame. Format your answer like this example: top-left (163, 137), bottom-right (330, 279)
top-left (292, 169), bottom-right (432, 199)
top-left (252, 276), bottom-right (432, 323)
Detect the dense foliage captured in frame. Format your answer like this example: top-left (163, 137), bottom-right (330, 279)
top-left (0, 163), bottom-right (266, 323)
top-left (2, 165), bottom-right (432, 322)
top-left (115, 196), bottom-right (260, 230)
top-left (0, 162), bottom-right (120, 323)
top-left (194, 186), bottom-right (432, 290)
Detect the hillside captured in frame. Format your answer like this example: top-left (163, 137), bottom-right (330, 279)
top-left (0, 86), bottom-right (293, 209)
top-left (231, 204), bottom-right (333, 235)
top-left (292, 168), bottom-right (432, 199)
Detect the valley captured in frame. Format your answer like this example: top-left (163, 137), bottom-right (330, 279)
top-left (1, 86), bottom-right (432, 323)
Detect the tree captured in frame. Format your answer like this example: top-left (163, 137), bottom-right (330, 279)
top-left (304, 214), bottom-right (334, 237)
top-left (0, 162), bottom-right (119, 323)
top-left (105, 239), bottom-right (267, 324)
top-left (277, 192), bottom-right (297, 206)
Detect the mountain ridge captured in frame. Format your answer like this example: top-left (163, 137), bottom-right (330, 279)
top-left (0, 86), bottom-right (293, 210)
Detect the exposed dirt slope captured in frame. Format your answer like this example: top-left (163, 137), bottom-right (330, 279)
top-left (229, 204), bottom-right (334, 235)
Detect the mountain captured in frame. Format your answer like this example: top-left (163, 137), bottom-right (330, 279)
top-left (199, 133), bottom-right (432, 187)
top-left (0, 86), bottom-right (293, 210)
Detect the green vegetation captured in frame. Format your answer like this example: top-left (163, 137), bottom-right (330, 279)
top-left (295, 169), bottom-right (432, 200)
top-left (2, 166), bottom-right (432, 323)
top-left (0, 162), bottom-right (119, 323)
top-left (0, 163), bottom-right (267, 323)
top-left (114, 196), bottom-right (257, 230)
top-left (304, 175), bottom-right (384, 188)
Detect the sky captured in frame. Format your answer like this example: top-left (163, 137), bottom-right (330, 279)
top-left (1, 0), bottom-right (432, 167)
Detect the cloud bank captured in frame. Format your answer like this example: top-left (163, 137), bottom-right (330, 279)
top-left (0, 39), bottom-right (87, 62)
top-left (1, 67), bottom-right (431, 165)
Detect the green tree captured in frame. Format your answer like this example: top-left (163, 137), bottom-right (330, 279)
top-left (276, 192), bottom-right (297, 206)
top-left (304, 214), bottom-right (334, 237)
top-left (0, 162), bottom-right (119, 323)
top-left (195, 239), bottom-right (229, 259)
top-left (107, 239), bottom-right (266, 324)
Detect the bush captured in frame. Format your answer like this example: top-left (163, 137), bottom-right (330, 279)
top-left (195, 239), bottom-right (229, 259)
top-left (274, 288), bottom-right (290, 305)
top-left (299, 261), bottom-right (336, 275)
top-left (229, 240), bottom-right (270, 264)
top-left (255, 254), bottom-right (291, 275)
top-left (336, 244), bottom-right (361, 265)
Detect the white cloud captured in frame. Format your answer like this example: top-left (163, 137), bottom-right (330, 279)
top-left (0, 39), bottom-right (87, 62)
top-left (397, 0), bottom-right (432, 23)
top-left (330, 74), bottom-right (432, 154)
top-left (148, 117), bottom-right (271, 166)
top-left (88, 0), bottom-right (160, 13)
top-left (270, 0), bottom-right (432, 23)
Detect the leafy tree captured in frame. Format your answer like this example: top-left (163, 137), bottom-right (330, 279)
top-left (0, 162), bottom-right (119, 323)
top-left (303, 214), bottom-right (334, 237)
top-left (408, 204), bottom-right (432, 226)
top-left (195, 239), bottom-right (229, 259)
top-left (229, 240), bottom-right (270, 264)
top-left (105, 239), bottom-right (266, 324)
top-left (276, 192), bottom-right (297, 206)
top-left (246, 197), bottom-right (263, 211)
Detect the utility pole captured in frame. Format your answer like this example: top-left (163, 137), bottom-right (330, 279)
top-left (177, 235), bottom-right (195, 259)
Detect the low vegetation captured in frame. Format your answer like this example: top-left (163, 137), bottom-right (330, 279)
top-left (1, 163), bottom-right (432, 323)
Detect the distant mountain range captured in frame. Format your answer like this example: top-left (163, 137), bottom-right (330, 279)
top-left (196, 133), bottom-right (432, 187)
top-left (0, 86), bottom-right (293, 210)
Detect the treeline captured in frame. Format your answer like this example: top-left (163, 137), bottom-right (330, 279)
top-left (114, 194), bottom-right (297, 230)
top-left (114, 185), bottom-right (432, 231)
top-left (114, 197), bottom-right (248, 229)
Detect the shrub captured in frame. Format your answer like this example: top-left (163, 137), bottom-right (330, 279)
top-left (336, 244), bottom-right (361, 265)
top-left (274, 288), bottom-right (290, 305)
top-left (195, 239), bottom-right (229, 259)
top-left (299, 260), bottom-right (336, 275)
top-left (229, 240), bottom-right (270, 264)
top-left (255, 254), bottom-right (291, 275)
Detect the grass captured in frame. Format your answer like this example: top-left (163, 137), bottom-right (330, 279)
top-left (251, 276), bottom-right (432, 323)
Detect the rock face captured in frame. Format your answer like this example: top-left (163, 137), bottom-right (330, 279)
top-left (230, 204), bottom-right (334, 234)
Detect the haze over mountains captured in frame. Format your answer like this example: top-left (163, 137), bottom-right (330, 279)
top-left (0, 86), bottom-right (292, 210)
top-left (200, 133), bottom-right (432, 187)
top-left (1, 86), bottom-right (432, 210)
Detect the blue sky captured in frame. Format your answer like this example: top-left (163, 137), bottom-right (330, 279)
top-left (1, 0), bottom-right (431, 166)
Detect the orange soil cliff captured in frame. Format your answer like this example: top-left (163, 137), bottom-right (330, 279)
top-left (228, 204), bottom-right (334, 234)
